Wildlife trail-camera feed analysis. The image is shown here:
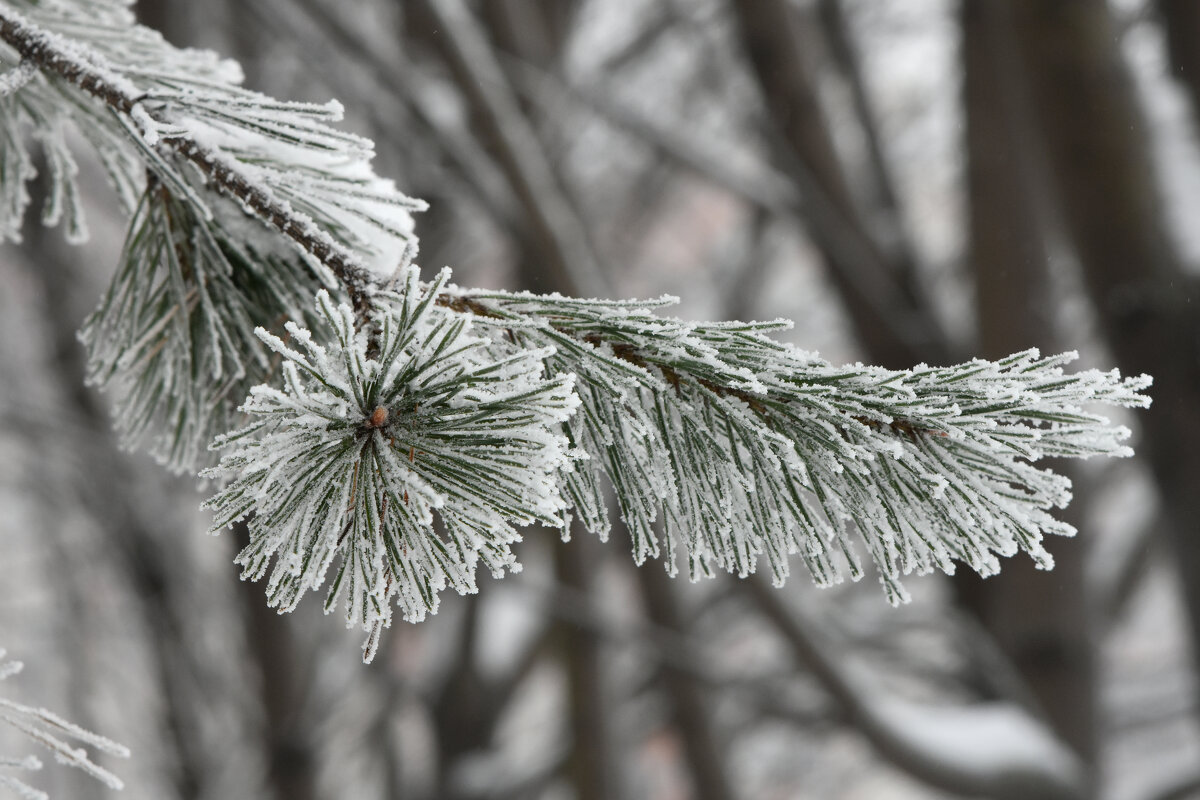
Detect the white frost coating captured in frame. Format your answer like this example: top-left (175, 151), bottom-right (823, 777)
top-left (459, 287), bottom-right (1151, 602)
top-left (80, 186), bottom-right (333, 473)
top-left (0, 59), bottom-right (36, 96)
top-left (0, 653), bottom-right (21, 681)
top-left (0, 0), bottom-right (425, 276)
top-left (1, 0), bottom-right (1156, 629)
top-left (0, 774), bottom-right (49, 800)
top-left (203, 267), bottom-right (580, 662)
top-left (0, 647), bottom-right (129, 796)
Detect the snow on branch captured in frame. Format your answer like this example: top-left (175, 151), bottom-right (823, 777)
top-left (0, 0), bottom-right (1153, 662)
top-left (0, 0), bottom-right (426, 468)
top-left (0, 648), bottom-right (129, 798)
top-left (0, 0), bottom-right (423, 305)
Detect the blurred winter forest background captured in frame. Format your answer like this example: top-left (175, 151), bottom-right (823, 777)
top-left (2, 0), bottom-right (1200, 798)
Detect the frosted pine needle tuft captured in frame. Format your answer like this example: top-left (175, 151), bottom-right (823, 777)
top-left (203, 267), bottom-right (579, 662)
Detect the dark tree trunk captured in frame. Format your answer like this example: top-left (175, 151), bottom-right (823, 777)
top-left (636, 567), bottom-right (735, 800)
top-left (480, 0), bottom-right (580, 69)
top-left (1009, 0), bottom-right (1200, 686)
top-left (728, 0), bottom-right (951, 368)
top-left (1156, 0), bottom-right (1200, 123)
top-left (554, 532), bottom-right (620, 800)
top-left (959, 0), bottom-right (1099, 768)
top-left (235, 522), bottom-right (320, 800)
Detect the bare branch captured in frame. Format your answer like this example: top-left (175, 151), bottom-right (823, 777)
top-left (744, 578), bottom-right (1088, 800)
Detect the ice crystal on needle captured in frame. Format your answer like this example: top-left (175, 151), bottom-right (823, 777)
top-left (203, 268), bottom-right (578, 661)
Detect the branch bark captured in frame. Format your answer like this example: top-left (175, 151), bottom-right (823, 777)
top-left (0, 8), bottom-right (381, 309)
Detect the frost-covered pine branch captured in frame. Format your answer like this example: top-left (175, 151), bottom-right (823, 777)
top-left (437, 288), bottom-right (1149, 601)
top-left (0, 648), bottom-right (129, 799)
top-left (0, 0), bottom-right (1152, 662)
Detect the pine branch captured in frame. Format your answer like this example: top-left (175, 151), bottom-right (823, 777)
top-left (0, 0), bottom-right (422, 468)
top-left (79, 180), bottom-right (337, 470)
top-left (0, 1), bottom-right (421, 310)
top-left (202, 268), bottom-right (578, 661)
top-left (0, 0), bottom-right (1153, 664)
top-left (438, 286), bottom-right (1150, 601)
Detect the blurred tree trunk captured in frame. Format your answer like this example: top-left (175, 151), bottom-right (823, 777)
top-left (235, 523), bottom-right (318, 800)
top-left (480, 0), bottom-right (579, 69)
top-left (960, 0), bottom-right (1098, 768)
top-left (554, 533), bottom-right (620, 800)
top-left (1156, 0), bottom-right (1200, 122)
top-left (816, 0), bottom-right (918, 277)
top-left (635, 567), bottom-right (735, 800)
top-left (1008, 0), bottom-right (1200, 681)
top-left (728, 0), bottom-right (950, 368)
top-left (134, 0), bottom-right (174, 41)
top-left (427, 601), bottom-right (508, 799)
